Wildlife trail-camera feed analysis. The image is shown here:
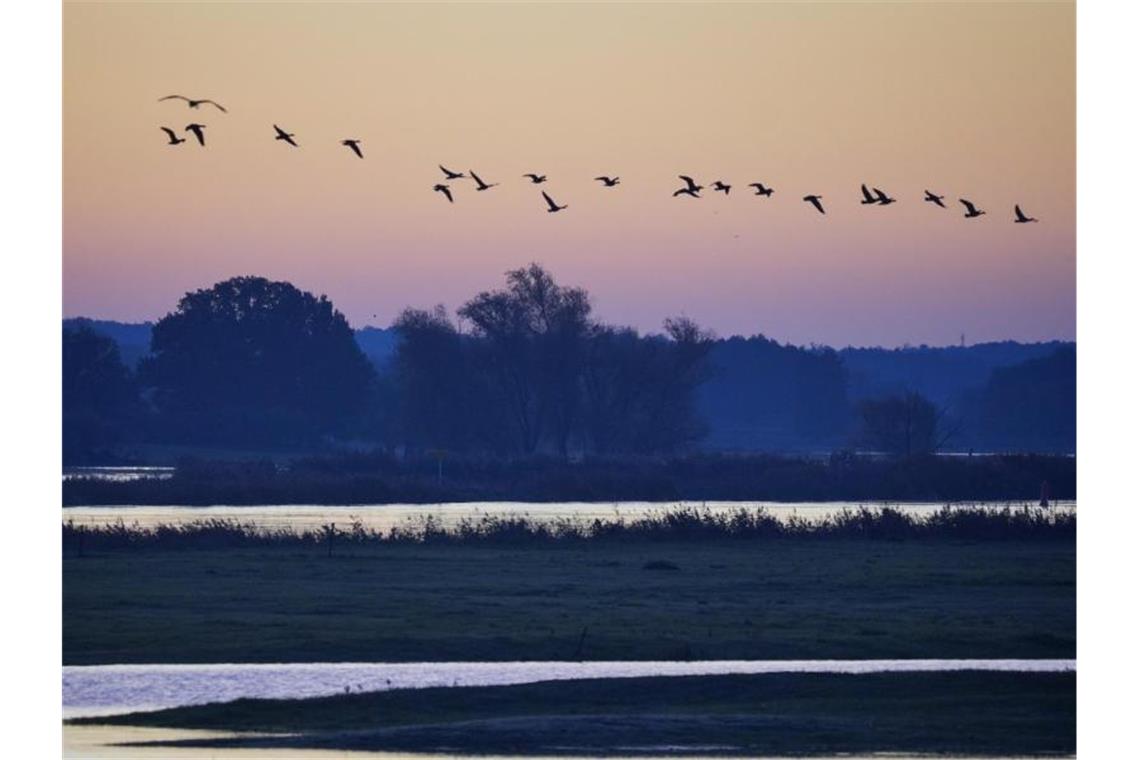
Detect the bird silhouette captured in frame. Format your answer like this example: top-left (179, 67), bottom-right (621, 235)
top-left (959, 199), bottom-right (986, 218)
top-left (678, 175), bottom-right (703, 194)
top-left (873, 188), bottom-right (896, 205)
top-left (159, 95), bottom-right (227, 113)
top-left (440, 165), bottom-right (465, 180)
top-left (803, 195), bottom-right (826, 214)
top-left (542, 191), bottom-right (567, 213)
top-left (434, 184), bottom-right (453, 203)
top-left (1014, 204), bottom-right (1038, 223)
top-left (711, 181), bottom-right (731, 195)
top-left (273, 125), bottom-right (298, 147)
top-left (748, 183), bottom-right (773, 197)
top-left (184, 123), bottom-right (206, 146)
top-left (470, 171), bottom-right (498, 191)
top-left (341, 139), bottom-right (363, 159)
top-left (924, 190), bottom-right (946, 208)
top-left (595, 176), bottom-right (620, 187)
top-left (673, 187), bottom-right (701, 198)
top-left (860, 184), bottom-right (878, 205)
top-left (523, 173), bottom-right (547, 184)
top-left (160, 127), bottom-right (185, 145)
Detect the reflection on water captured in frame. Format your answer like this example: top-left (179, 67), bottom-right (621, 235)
top-left (64, 659), bottom-right (1075, 719)
top-left (61, 723), bottom-right (1068, 760)
top-left (60, 499), bottom-right (1076, 533)
top-left (64, 724), bottom-right (907, 760)
top-left (63, 466), bottom-right (174, 483)
top-left (64, 725), bottom-right (393, 759)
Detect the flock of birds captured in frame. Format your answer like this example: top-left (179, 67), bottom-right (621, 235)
top-left (157, 94), bottom-right (1040, 223)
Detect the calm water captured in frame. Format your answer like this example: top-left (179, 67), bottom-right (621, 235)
top-left (63, 466), bottom-right (174, 482)
top-left (68, 724), bottom-right (1000, 760)
top-left (60, 499), bottom-right (1075, 533)
top-left (64, 659), bottom-right (1075, 719)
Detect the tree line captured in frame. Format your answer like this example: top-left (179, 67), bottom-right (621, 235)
top-left (62, 266), bottom-right (1074, 463)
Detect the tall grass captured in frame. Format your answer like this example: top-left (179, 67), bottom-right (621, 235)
top-left (62, 505), bottom-right (1074, 553)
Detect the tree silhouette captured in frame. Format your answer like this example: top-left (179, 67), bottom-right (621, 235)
top-left (140, 276), bottom-right (374, 446)
top-left (63, 325), bottom-right (139, 461)
top-left (459, 264), bottom-right (592, 455)
top-left (856, 392), bottom-right (947, 457)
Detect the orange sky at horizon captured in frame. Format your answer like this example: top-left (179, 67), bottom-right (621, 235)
top-left (64, 1), bottom-right (1074, 347)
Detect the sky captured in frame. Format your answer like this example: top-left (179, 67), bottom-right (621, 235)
top-left (63, 1), bottom-right (1074, 347)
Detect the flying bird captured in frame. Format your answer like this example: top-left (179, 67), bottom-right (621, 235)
top-left (542, 191), bottom-right (567, 213)
top-left (159, 95), bottom-right (227, 113)
top-left (860, 184), bottom-right (879, 205)
top-left (873, 187), bottom-right (897, 205)
top-left (711, 181), bottom-right (731, 195)
top-left (523, 173), bottom-right (547, 184)
top-left (184, 123), bottom-right (206, 146)
top-left (748, 183), bottom-right (773, 197)
top-left (1014, 204), bottom-right (1038, 223)
top-left (959, 198), bottom-right (985, 218)
top-left (434, 184), bottom-right (453, 203)
top-left (159, 127), bottom-right (185, 145)
top-left (439, 165), bottom-right (465, 180)
top-left (341, 139), bottom-right (363, 158)
top-left (595, 176), bottom-right (620, 187)
top-left (678, 175), bottom-right (703, 194)
top-left (273, 124), bottom-right (298, 147)
top-left (924, 190), bottom-right (946, 208)
top-left (803, 195), bottom-right (826, 214)
top-left (470, 171), bottom-right (498, 191)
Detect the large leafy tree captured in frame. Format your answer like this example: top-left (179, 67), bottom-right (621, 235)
top-left (459, 264), bottom-right (592, 455)
top-left (140, 276), bottom-right (374, 445)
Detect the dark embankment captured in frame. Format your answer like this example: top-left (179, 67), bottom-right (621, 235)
top-left (64, 510), bottom-right (1075, 664)
top-left (75, 672), bottom-right (1076, 756)
top-left (62, 451), bottom-right (1075, 505)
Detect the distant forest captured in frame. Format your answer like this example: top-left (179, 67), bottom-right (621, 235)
top-left (63, 267), bottom-right (1075, 464)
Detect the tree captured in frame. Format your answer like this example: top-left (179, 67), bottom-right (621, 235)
top-left (63, 325), bottom-right (139, 461)
top-left (458, 264), bottom-right (592, 455)
top-left (581, 318), bottom-right (715, 454)
top-left (856, 392), bottom-right (947, 457)
top-left (979, 346), bottom-right (1075, 452)
top-left (139, 276), bottom-right (375, 446)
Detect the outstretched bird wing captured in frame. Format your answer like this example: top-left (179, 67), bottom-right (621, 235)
top-left (470, 171), bottom-right (485, 187)
top-left (345, 141), bottom-right (363, 158)
top-left (273, 124), bottom-right (297, 145)
top-left (1015, 204), bottom-right (1026, 220)
top-left (200, 99), bottom-right (227, 113)
top-left (440, 165), bottom-right (463, 179)
top-left (805, 196), bottom-right (825, 214)
top-left (861, 184), bottom-right (875, 202)
top-left (159, 95), bottom-right (190, 104)
top-left (959, 199), bottom-right (978, 214)
top-left (542, 191), bottom-right (559, 211)
top-left (679, 175), bottom-right (699, 191)
top-left (160, 127), bottom-right (178, 141)
top-left (437, 185), bottom-right (453, 203)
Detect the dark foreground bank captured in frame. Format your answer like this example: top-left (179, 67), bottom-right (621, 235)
top-left (75, 672), bottom-right (1076, 756)
top-left (62, 451), bottom-right (1075, 505)
top-left (64, 517), bottom-right (1075, 664)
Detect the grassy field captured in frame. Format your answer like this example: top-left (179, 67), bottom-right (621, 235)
top-left (76, 672), bottom-right (1076, 756)
top-left (64, 537), bottom-right (1074, 664)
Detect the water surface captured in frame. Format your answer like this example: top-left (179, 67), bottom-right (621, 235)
top-left (64, 659), bottom-right (1075, 719)
top-left (61, 499), bottom-right (1075, 533)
